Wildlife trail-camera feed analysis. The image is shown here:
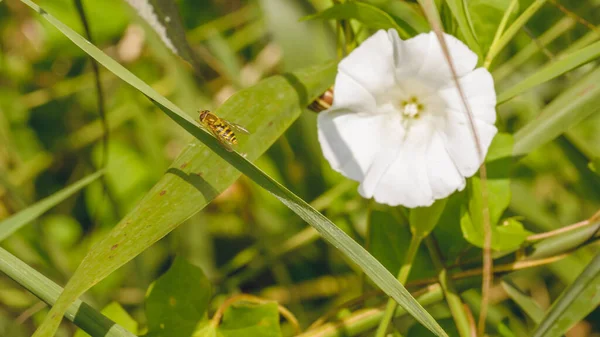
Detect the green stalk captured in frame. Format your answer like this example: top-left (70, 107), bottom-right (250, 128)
top-left (425, 237), bottom-right (472, 337)
top-left (484, 0), bottom-right (519, 68)
top-left (0, 247), bottom-right (135, 337)
top-left (374, 234), bottom-right (424, 337)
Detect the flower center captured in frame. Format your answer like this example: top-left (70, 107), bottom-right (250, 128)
top-left (400, 97), bottom-right (424, 118)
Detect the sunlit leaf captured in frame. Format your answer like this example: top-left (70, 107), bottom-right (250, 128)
top-left (460, 134), bottom-right (531, 250)
top-left (410, 199), bottom-right (447, 238)
top-left (468, 0), bottom-right (518, 54)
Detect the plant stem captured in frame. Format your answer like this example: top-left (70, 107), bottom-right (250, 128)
top-left (374, 234), bottom-right (424, 337)
top-left (425, 236), bottom-right (472, 337)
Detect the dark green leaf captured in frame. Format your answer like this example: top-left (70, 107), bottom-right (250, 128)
top-left (410, 199), bottom-right (447, 237)
top-left (501, 281), bottom-right (544, 324)
top-left (145, 257), bottom-right (211, 337)
top-left (468, 0), bottom-right (518, 55)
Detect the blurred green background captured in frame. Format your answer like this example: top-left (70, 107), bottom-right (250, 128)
top-left (1, 0), bottom-right (600, 336)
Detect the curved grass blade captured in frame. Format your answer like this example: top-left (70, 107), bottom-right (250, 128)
top-left (0, 247), bottom-right (135, 337)
top-left (0, 170), bottom-right (103, 242)
top-left (532, 251), bottom-right (600, 337)
top-left (513, 66), bottom-right (600, 156)
top-left (21, 1), bottom-right (448, 337)
top-left (498, 39), bottom-right (600, 103)
top-left (302, 1), bottom-right (413, 39)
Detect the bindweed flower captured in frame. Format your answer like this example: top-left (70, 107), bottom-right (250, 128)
top-left (318, 30), bottom-right (497, 208)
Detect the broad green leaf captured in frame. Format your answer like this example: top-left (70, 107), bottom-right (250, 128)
top-left (532, 251), bottom-right (600, 337)
top-left (125, 0), bottom-right (203, 71)
top-left (498, 39), bottom-right (600, 103)
top-left (410, 199), bottom-right (447, 237)
top-left (0, 171), bottom-right (103, 242)
top-left (219, 302), bottom-right (282, 337)
top-left (513, 67), bottom-right (600, 156)
top-left (501, 281), bottom-right (544, 324)
top-left (23, 2), bottom-right (447, 337)
top-left (302, 1), bottom-right (412, 39)
top-left (75, 302), bottom-right (138, 337)
top-left (368, 211), bottom-right (435, 281)
top-left (0, 247), bottom-right (135, 337)
top-left (460, 134), bottom-right (531, 250)
top-left (145, 257), bottom-right (211, 337)
top-left (468, 0), bottom-right (517, 54)
top-left (195, 323), bottom-right (224, 337)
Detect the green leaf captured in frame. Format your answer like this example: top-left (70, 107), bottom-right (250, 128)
top-left (498, 39), bottom-right (600, 104)
top-left (74, 302), bottom-right (138, 337)
top-left (368, 211), bottom-right (435, 281)
top-left (513, 66), bottom-right (600, 156)
top-left (302, 1), bottom-right (412, 39)
top-left (460, 134), bottom-right (531, 251)
top-left (0, 247), bottom-right (135, 337)
top-left (145, 257), bottom-right (211, 337)
top-left (468, 0), bottom-right (517, 54)
top-left (532, 251), bottom-right (600, 337)
top-left (219, 302), bottom-right (282, 337)
top-left (0, 171), bottom-right (103, 242)
top-left (501, 281), bottom-right (544, 324)
top-left (410, 199), bottom-right (447, 237)
top-left (22, 2), bottom-right (447, 337)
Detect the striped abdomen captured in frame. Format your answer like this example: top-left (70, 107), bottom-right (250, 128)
top-left (308, 86), bottom-right (334, 112)
top-left (214, 123), bottom-right (238, 144)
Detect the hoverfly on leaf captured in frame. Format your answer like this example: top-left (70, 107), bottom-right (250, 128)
top-left (198, 110), bottom-right (250, 152)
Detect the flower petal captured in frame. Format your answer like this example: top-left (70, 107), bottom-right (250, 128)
top-left (390, 31), bottom-right (478, 88)
top-left (438, 68), bottom-right (497, 124)
top-left (360, 122), bottom-right (435, 207)
top-left (338, 30), bottom-right (395, 98)
top-left (318, 110), bottom-right (393, 182)
top-left (442, 117), bottom-right (498, 177)
top-left (331, 71), bottom-right (377, 112)
top-left (427, 131), bottom-right (466, 198)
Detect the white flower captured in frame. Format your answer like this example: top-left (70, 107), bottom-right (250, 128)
top-left (318, 30), bottom-right (497, 208)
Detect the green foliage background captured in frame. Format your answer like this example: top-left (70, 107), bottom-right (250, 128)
top-left (0, 0), bottom-right (599, 337)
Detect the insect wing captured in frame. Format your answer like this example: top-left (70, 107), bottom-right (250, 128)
top-left (226, 121), bottom-right (250, 135)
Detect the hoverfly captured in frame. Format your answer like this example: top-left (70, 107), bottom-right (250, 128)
top-left (198, 110), bottom-right (250, 152)
top-left (308, 86), bottom-right (334, 112)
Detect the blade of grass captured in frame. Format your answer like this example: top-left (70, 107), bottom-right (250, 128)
top-left (0, 171), bottom-right (104, 241)
top-left (21, 2), bottom-right (448, 337)
top-left (501, 280), bottom-right (544, 324)
top-left (444, 0), bottom-right (480, 56)
top-left (0, 247), bottom-right (136, 337)
top-left (513, 66), bottom-right (600, 156)
top-left (485, 0), bottom-right (549, 67)
top-left (498, 39), bottom-right (600, 103)
top-left (531, 251), bottom-right (600, 337)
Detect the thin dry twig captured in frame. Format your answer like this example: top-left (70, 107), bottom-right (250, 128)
top-left (416, 1), bottom-right (493, 335)
top-left (527, 209), bottom-right (600, 241)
